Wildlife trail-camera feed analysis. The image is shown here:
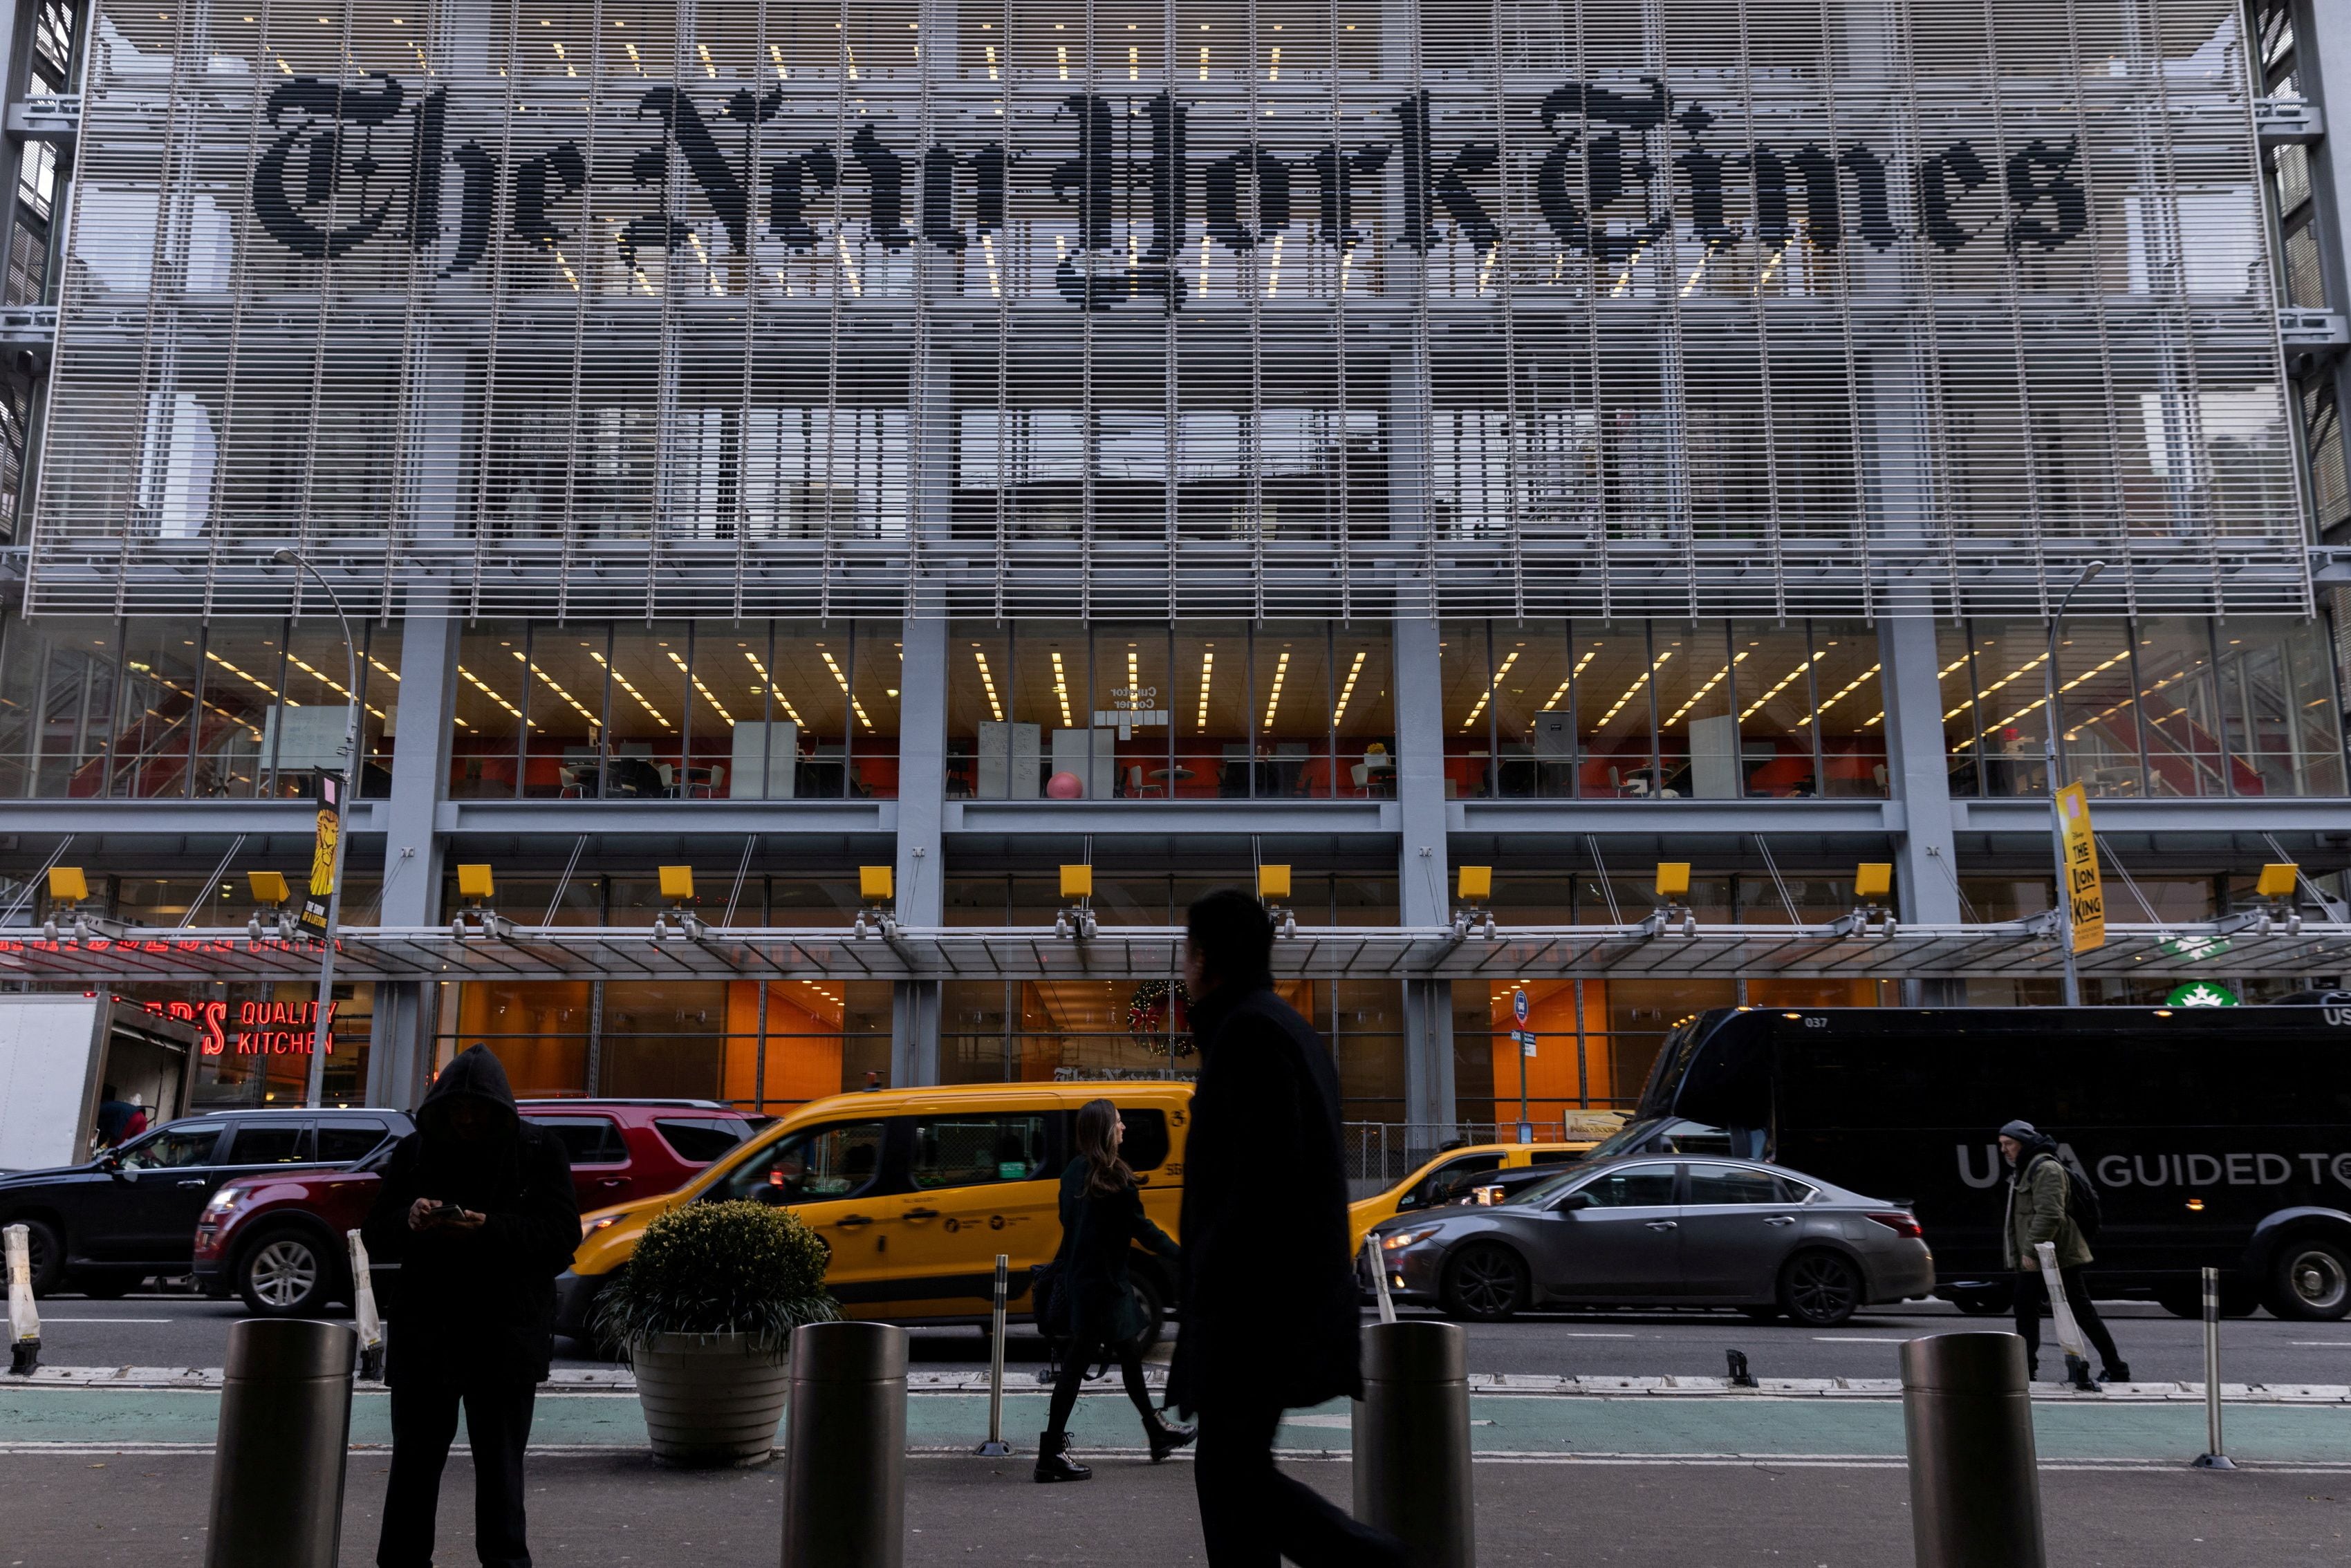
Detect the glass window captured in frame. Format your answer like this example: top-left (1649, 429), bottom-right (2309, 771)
top-left (1944, 622), bottom-right (2056, 797)
top-left (1400, 1152), bottom-right (1505, 1213)
top-left (452, 623), bottom-right (529, 799)
top-left (1686, 1164), bottom-right (1788, 1205)
top-left (225, 1122), bottom-right (310, 1165)
top-left (1806, 626), bottom-right (1887, 798)
top-left (653, 1117), bottom-right (751, 1164)
top-left (519, 625), bottom-right (608, 801)
top-left (1176, 622), bottom-right (1251, 800)
top-left (118, 1125), bottom-right (222, 1169)
top-left (1571, 1164), bottom-right (1678, 1208)
top-left (2054, 620), bottom-right (2142, 797)
top-left (909, 1113), bottom-right (1049, 1189)
top-left (1578, 624), bottom-right (1660, 798)
top-left (526, 1117), bottom-right (627, 1166)
top-left (948, 629), bottom-right (1012, 799)
top-left (314, 1120), bottom-right (390, 1164)
top-left (1652, 622), bottom-right (1736, 801)
top-left (712, 1121), bottom-right (886, 1205)
top-left (2136, 617), bottom-right (2229, 798)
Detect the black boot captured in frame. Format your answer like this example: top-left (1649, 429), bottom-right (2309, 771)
top-left (1144, 1411), bottom-right (1196, 1463)
top-left (2099, 1361), bottom-right (2131, 1384)
top-left (1033, 1431), bottom-right (1093, 1484)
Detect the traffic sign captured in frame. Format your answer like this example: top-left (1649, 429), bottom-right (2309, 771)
top-left (1512, 1029), bottom-right (1538, 1057)
top-left (1512, 989), bottom-right (1530, 1025)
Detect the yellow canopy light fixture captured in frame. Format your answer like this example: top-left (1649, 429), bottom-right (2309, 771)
top-left (1854, 863), bottom-right (1893, 900)
top-left (1653, 862), bottom-right (1691, 899)
top-left (658, 865), bottom-right (696, 902)
top-left (1059, 864), bottom-right (1093, 900)
top-left (47, 866), bottom-right (88, 904)
top-left (248, 870), bottom-right (291, 905)
top-left (456, 864), bottom-right (496, 901)
top-left (1457, 866), bottom-right (1493, 902)
top-left (859, 866), bottom-right (894, 902)
top-left (1257, 864), bottom-right (1292, 902)
top-left (2256, 862), bottom-right (2298, 899)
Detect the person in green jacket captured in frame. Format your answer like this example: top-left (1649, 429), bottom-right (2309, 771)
top-left (2000, 1119), bottom-right (2128, 1383)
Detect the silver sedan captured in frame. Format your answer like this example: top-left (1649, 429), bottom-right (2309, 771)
top-left (1369, 1155), bottom-right (1935, 1327)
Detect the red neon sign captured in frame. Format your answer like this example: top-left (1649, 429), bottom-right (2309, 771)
top-left (143, 998), bottom-right (338, 1056)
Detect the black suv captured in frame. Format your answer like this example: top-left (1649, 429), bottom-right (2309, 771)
top-left (0, 1107), bottom-right (411, 1297)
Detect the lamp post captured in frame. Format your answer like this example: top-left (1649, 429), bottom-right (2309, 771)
top-left (2041, 560), bottom-right (2105, 1008)
top-left (272, 548), bottom-right (360, 1108)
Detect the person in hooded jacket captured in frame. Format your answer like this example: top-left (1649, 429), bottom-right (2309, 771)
top-left (1168, 889), bottom-right (1406, 1568)
top-left (1033, 1096), bottom-right (1191, 1481)
top-left (363, 1045), bottom-right (579, 1568)
top-left (2000, 1118), bottom-right (2128, 1384)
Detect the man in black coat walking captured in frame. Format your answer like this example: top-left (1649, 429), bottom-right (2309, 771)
top-left (363, 1045), bottom-right (578, 1568)
top-left (1169, 889), bottom-right (1407, 1568)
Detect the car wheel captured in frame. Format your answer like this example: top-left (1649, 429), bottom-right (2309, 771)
top-left (236, 1229), bottom-right (337, 1317)
top-left (1441, 1243), bottom-right (1529, 1323)
top-left (1778, 1251), bottom-right (1862, 1328)
top-left (2270, 1239), bottom-right (2351, 1321)
top-left (12, 1219), bottom-right (63, 1297)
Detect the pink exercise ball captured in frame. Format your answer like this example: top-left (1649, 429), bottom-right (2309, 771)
top-left (1046, 770), bottom-right (1084, 799)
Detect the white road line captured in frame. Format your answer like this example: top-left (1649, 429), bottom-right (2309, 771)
top-left (2291, 1341), bottom-right (2351, 1347)
top-left (34, 1317), bottom-right (174, 1324)
top-left (1812, 1336), bottom-right (1908, 1343)
top-left (1563, 1332), bottom-right (1637, 1338)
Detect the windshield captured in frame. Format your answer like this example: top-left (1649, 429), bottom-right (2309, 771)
top-left (1499, 1166), bottom-right (1590, 1208)
top-left (1577, 1118), bottom-right (1670, 1165)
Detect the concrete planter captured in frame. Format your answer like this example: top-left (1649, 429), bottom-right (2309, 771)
top-left (631, 1332), bottom-right (791, 1467)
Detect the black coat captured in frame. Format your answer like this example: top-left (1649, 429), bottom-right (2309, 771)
top-left (362, 1045), bottom-right (579, 1386)
top-left (1054, 1158), bottom-right (1179, 1347)
top-left (1167, 982), bottom-right (1360, 1419)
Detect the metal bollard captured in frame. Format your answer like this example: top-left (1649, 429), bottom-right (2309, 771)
top-left (782, 1320), bottom-right (907, 1568)
top-left (1353, 1320), bottom-right (1474, 1568)
top-left (1900, 1332), bottom-right (2046, 1568)
top-left (975, 1253), bottom-right (1012, 1456)
top-left (2193, 1267), bottom-right (2234, 1470)
top-left (207, 1317), bottom-right (358, 1568)
top-left (5, 1223), bottom-right (38, 1375)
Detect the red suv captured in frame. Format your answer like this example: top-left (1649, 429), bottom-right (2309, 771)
top-left (193, 1099), bottom-right (763, 1316)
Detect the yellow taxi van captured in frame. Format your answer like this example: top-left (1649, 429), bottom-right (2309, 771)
top-left (558, 1080), bottom-right (1192, 1347)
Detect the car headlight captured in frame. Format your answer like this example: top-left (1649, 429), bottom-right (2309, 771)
top-left (582, 1215), bottom-right (618, 1240)
top-left (201, 1189), bottom-right (245, 1220)
top-left (1381, 1226), bottom-right (1444, 1251)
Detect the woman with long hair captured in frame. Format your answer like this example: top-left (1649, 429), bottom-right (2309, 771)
top-left (1034, 1097), bottom-right (1193, 1482)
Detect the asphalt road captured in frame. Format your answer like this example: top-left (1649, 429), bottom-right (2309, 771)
top-left (24, 1289), bottom-right (2351, 1385)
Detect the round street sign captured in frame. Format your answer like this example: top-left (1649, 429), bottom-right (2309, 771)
top-left (2165, 981), bottom-right (2239, 1008)
top-left (1513, 989), bottom-right (1530, 1025)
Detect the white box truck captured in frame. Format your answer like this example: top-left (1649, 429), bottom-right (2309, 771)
top-left (0, 996), bottom-right (201, 1173)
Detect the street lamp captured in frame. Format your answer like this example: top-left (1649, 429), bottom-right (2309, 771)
top-left (272, 547), bottom-right (360, 1108)
top-left (2041, 560), bottom-right (2105, 1008)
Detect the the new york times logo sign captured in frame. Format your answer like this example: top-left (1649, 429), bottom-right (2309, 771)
top-left (251, 73), bottom-right (2085, 310)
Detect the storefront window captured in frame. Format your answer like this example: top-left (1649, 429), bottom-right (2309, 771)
top-left (452, 620), bottom-right (901, 801)
top-left (0, 615), bottom-right (399, 801)
top-left (1946, 616), bottom-right (2345, 798)
top-left (948, 621), bottom-right (1392, 801)
top-left (1444, 619), bottom-right (1886, 799)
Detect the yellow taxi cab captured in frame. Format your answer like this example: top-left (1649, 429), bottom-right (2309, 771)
top-left (559, 1080), bottom-right (1191, 1347)
top-left (1347, 1115), bottom-right (1627, 1254)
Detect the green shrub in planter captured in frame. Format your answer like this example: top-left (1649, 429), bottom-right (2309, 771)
top-left (595, 1200), bottom-right (837, 1355)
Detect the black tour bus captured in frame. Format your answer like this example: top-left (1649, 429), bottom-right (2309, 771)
top-left (1612, 998), bottom-right (2351, 1319)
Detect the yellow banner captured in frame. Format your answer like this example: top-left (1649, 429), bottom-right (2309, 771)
top-left (2056, 783), bottom-right (2106, 953)
top-left (299, 776), bottom-right (342, 935)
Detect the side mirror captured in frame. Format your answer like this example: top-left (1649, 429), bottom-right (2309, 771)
top-left (1555, 1191), bottom-right (1593, 1212)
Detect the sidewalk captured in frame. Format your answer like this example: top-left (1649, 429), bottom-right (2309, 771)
top-left (8, 1380), bottom-right (2351, 1464)
top-left (8, 1448), bottom-right (2343, 1567)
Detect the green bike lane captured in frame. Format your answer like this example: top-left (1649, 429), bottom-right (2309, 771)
top-left (7, 1386), bottom-right (2351, 1464)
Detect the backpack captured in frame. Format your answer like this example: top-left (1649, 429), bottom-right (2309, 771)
top-left (2056, 1157), bottom-right (2103, 1242)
